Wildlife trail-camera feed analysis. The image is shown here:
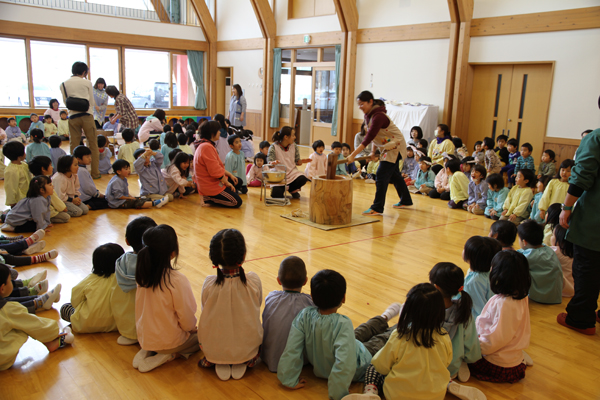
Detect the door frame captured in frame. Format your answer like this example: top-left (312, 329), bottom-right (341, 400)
top-left (462, 61), bottom-right (556, 151)
top-left (216, 67), bottom-right (233, 117)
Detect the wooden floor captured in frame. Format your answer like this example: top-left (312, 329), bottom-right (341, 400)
top-left (1, 144), bottom-right (599, 400)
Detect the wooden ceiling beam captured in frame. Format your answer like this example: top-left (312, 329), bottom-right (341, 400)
top-left (250, 0), bottom-right (277, 39)
top-left (189, 0), bottom-right (217, 43)
top-left (150, 0), bottom-right (171, 23)
top-left (333, 0), bottom-right (359, 33)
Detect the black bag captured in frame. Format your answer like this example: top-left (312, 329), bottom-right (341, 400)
top-left (62, 83), bottom-right (90, 112)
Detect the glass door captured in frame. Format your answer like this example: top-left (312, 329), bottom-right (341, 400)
top-left (313, 67), bottom-right (336, 125)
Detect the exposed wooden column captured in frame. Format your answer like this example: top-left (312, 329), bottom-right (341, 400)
top-left (333, 0), bottom-right (358, 146)
top-left (150, 0), bottom-right (171, 23)
top-left (190, 0), bottom-right (217, 115)
top-left (450, 0), bottom-right (473, 139)
top-left (443, 0), bottom-right (459, 125)
top-left (250, 0), bottom-right (276, 137)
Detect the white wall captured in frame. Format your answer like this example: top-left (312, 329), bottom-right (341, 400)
top-left (274, 0), bottom-right (340, 36)
top-left (354, 40), bottom-right (449, 121)
top-left (470, 29), bottom-right (600, 139)
top-left (473, 0), bottom-right (600, 18)
top-left (217, 50), bottom-right (264, 110)
top-left (216, 0), bottom-right (263, 40)
top-left (357, 0), bottom-right (450, 29)
top-left (0, 3), bottom-right (205, 40)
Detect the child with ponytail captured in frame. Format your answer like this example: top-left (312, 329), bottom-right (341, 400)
top-left (3, 176), bottom-right (54, 234)
top-left (198, 229), bottom-right (263, 381)
top-left (462, 236), bottom-right (502, 318)
top-left (133, 225), bottom-right (199, 373)
top-left (429, 263), bottom-right (481, 383)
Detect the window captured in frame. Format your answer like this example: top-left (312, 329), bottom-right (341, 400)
top-left (89, 47), bottom-right (120, 105)
top-left (125, 48), bottom-right (169, 109)
top-left (171, 54), bottom-right (196, 107)
top-left (295, 67), bottom-right (312, 106)
top-left (83, 0), bottom-right (154, 10)
top-left (280, 68), bottom-right (292, 119)
top-left (323, 47), bottom-right (335, 62)
top-left (314, 69), bottom-right (336, 124)
top-left (31, 40), bottom-right (86, 108)
top-left (296, 48), bottom-right (318, 63)
top-left (0, 38), bottom-right (29, 107)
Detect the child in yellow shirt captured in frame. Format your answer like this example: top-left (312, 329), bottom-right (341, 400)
top-left (2, 142), bottom-right (31, 207)
top-left (446, 159), bottom-right (470, 209)
top-left (43, 115), bottom-right (57, 139)
top-left (0, 264), bottom-right (73, 371)
top-left (500, 169), bottom-right (536, 226)
top-left (60, 243), bottom-right (125, 333)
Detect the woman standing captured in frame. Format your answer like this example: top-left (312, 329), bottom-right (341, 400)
top-left (346, 91), bottom-right (412, 216)
top-left (227, 84), bottom-right (247, 129)
top-left (93, 78), bottom-right (109, 129)
top-left (267, 127), bottom-right (309, 199)
top-left (428, 124), bottom-right (455, 166)
top-left (193, 121), bottom-right (242, 208)
top-left (105, 86), bottom-right (139, 131)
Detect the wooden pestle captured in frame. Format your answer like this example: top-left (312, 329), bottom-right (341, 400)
top-left (325, 154), bottom-right (371, 180)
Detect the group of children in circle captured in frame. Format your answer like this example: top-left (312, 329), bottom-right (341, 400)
top-left (0, 214), bottom-right (571, 400)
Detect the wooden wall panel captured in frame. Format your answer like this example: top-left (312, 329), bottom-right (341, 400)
top-left (544, 138), bottom-right (581, 166)
top-left (217, 38), bottom-right (264, 52)
top-left (471, 6), bottom-right (600, 37)
top-left (275, 31), bottom-right (344, 47)
top-left (357, 22), bottom-right (451, 43)
top-left (245, 110), bottom-right (263, 140)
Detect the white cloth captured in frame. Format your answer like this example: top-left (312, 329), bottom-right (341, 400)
top-left (385, 104), bottom-right (439, 143)
top-left (198, 271), bottom-right (263, 364)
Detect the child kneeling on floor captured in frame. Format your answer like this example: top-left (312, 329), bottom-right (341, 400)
top-left (133, 225), bottom-right (199, 373)
top-left (0, 263), bottom-right (73, 371)
top-left (198, 229), bottom-right (263, 381)
top-left (60, 243), bottom-right (125, 333)
top-left (278, 269), bottom-right (401, 400)
top-left (111, 216), bottom-right (157, 346)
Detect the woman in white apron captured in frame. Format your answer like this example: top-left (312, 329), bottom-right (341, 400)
top-left (347, 91), bottom-right (413, 215)
top-left (267, 127), bottom-right (309, 199)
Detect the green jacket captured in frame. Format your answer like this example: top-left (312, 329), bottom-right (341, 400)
top-left (566, 128), bottom-right (600, 251)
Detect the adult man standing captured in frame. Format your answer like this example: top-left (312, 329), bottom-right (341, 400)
top-left (60, 61), bottom-right (100, 178)
top-left (557, 98), bottom-right (600, 335)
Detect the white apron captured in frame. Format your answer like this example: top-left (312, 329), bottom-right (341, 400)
top-left (272, 142), bottom-right (303, 186)
top-left (367, 114), bottom-right (407, 164)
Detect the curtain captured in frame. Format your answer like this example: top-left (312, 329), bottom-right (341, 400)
top-left (331, 44), bottom-right (342, 136)
top-left (169, 0), bottom-right (180, 23)
top-left (187, 50), bottom-right (207, 110)
top-left (270, 48), bottom-right (282, 128)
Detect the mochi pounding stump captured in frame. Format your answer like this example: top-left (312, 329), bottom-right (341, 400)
top-left (309, 175), bottom-right (353, 225)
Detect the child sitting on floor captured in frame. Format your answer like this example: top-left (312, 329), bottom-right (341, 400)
top-left (133, 148), bottom-right (172, 202)
top-left (74, 146), bottom-right (109, 210)
top-left (465, 164), bottom-right (487, 215)
top-left (133, 225), bottom-right (199, 373)
top-left (483, 137), bottom-right (502, 175)
top-left (163, 152), bottom-right (195, 198)
top-left (25, 129), bottom-right (51, 163)
top-left (537, 159), bottom-right (573, 221)
top-left (27, 114), bottom-right (44, 138)
top-left (178, 133), bottom-right (193, 155)
top-left (27, 156), bottom-right (70, 225)
top-left (48, 135), bottom-right (66, 171)
top-left (359, 283), bottom-right (453, 400)
top-left (0, 229), bottom-right (57, 267)
top-left (529, 175), bottom-right (550, 224)
top-left (57, 111), bottom-right (69, 140)
top-left (469, 251), bottom-right (531, 384)
top-left (247, 153), bottom-right (266, 187)
top-left (472, 141), bottom-right (484, 165)
top-left (342, 143), bottom-right (360, 177)
top-left (409, 155), bottom-right (435, 195)
top-left (364, 150), bottom-right (380, 183)
top-left (429, 154), bottom-right (456, 200)
top-left (160, 132), bottom-right (180, 169)
top-left (225, 135), bottom-right (248, 194)
top-left (513, 143), bottom-right (535, 180)
top-left (537, 149), bottom-right (557, 180)
top-left (106, 160), bottom-right (168, 210)
top-left (430, 263), bottom-right (483, 387)
top-left (3, 268), bottom-right (61, 314)
top-left (500, 138), bottom-right (520, 186)
top-left (460, 156), bottom-right (474, 180)
top-left (495, 135), bottom-right (509, 166)
top-left (304, 140), bottom-right (328, 180)
top-left (517, 220), bottom-right (563, 305)
top-left (0, 264), bottom-right (72, 371)
top-left (5, 117), bottom-right (26, 143)
top-left (278, 269), bottom-right (401, 400)
top-left (98, 135), bottom-right (113, 175)
top-left (550, 225), bottom-right (574, 298)
top-left (262, 256), bottom-right (314, 373)
top-left (462, 236), bottom-right (502, 318)
top-left (52, 155), bottom-right (89, 217)
top-left (401, 146), bottom-right (418, 184)
top-left (499, 169), bottom-right (535, 225)
top-left (43, 115), bottom-right (57, 139)
top-left (484, 173), bottom-right (509, 220)
top-left (542, 203), bottom-right (562, 246)
top-left (198, 229), bottom-right (263, 381)
top-left (111, 217), bottom-right (157, 346)
top-left (3, 176), bottom-right (53, 233)
top-left (489, 220), bottom-right (518, 251)
top-left (446, 159), bottom-right (469, 209)
top-left (3, 142), bottom-right (31, 208)
top-left (259, 140), bottom-right (270, 156)
top-left (60, 243), bottom-right (125, 333)
top-left (117, 129), bottom-right (139, 174)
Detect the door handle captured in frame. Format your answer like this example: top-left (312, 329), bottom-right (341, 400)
top-left (507, 130), bottom-right (510, 137)
top-left (502, 129), bottom-right (505, 135)
top-left (508, 119), bottom-right (512, 122)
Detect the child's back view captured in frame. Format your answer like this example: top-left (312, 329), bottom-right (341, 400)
top-left (3, 141), bottom-right (31, 207)
top-left (262, 256), bottom-right (314, 373)
top-left (111, 216), bottom-right (157, 346)
top-left (463, 236), bottom-right (502, 318)
top-left (60, 243), bottom-right (125, 333)
top-left (117, 129), bottom-right (139, 173)
top-left (517, 220), bottom-right (563, 304)
top-left (198, 229), bottom-right (263, 381)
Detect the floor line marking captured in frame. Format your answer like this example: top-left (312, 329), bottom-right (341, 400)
top-left (246, 217), bottom-right (479, 262)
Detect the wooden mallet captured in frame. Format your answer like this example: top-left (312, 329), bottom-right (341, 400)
top-left (325, 153), bottom-right (371, 179)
